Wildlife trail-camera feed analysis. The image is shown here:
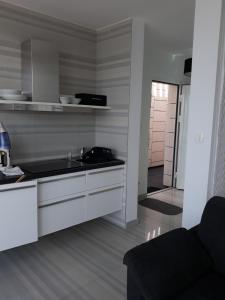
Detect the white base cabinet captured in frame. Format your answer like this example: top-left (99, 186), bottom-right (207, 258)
top-left (38, 172), bottom-right (86, 204)
top-left (0, 165), bottom-right (125, 249)
top-left (86, 167), bottom-right (124, 190)
top-left (38, 165), bottom-right (125, 237)
top-left (86, 186), bottom-right (123, 221)
top-left (0, 181), bottom-right (38, 251)
top-left (39, 194), bottom-right (86, 236)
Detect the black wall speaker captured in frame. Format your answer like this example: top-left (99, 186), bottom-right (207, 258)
top-left (184, 58), bottom-right (192, 77)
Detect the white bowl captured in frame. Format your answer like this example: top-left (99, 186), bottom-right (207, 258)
top-left (60, 97), bottom-right (71, 104)
top-left (71, 98), bottom-right (81, 105)
top-left (0, 89), bottom-right (21, 96)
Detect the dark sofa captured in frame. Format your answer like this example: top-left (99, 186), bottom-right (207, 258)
top-left (123, 196), bottom-right (225, 300)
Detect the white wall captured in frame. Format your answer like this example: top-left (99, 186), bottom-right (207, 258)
top-left (138, 26), bottom-right (192, 196)
top-left (182, 0), bottom-right (223, 228)
top-left (147, 44), bottom-right (192, 85)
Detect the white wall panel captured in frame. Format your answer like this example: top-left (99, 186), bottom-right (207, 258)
top-left (183, 0), bottom-right (223, 228)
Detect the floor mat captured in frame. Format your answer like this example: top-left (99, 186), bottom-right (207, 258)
top-left (139, 198), bottom-right (183, 215)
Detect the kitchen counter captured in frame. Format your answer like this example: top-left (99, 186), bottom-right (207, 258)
top-left (0, 158), bottom-right (125, 185)
top-left (0, 159), bottom-right (126, 251)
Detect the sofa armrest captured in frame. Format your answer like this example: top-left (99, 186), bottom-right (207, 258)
top-left (124, 228), bottom-right (212, 300)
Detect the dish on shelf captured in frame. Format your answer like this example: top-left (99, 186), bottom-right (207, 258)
top-left (59, 95), bottom-right (81, 105)
top-left (2, 95), bottom-right (28, 101)
top-left (71, 98), bottom-right (81, 105)
top-left (59, 97), bottom-right (70, 104)
top-left (0, 89), bottom-right (21, 96)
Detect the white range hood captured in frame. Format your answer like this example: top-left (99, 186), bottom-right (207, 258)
top-left (21, 39), bottom-right (59, 103)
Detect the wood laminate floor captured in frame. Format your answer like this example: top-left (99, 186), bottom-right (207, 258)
top-left (0, 196), bottom-right (183, 300)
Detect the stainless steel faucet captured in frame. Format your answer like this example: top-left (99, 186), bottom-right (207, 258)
top-left (80, 147), bottom-right (87, 159)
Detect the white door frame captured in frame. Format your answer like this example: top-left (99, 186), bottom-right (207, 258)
top-left (174, 85), bottom-right (191, 190)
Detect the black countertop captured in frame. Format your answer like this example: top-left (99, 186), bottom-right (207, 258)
top-left (0, 158), bottom-right (125, 185)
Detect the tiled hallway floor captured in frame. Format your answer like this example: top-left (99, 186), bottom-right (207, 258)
top-left (0, 189), bottom-right (184, 300)
top-left (148, 166), bottom-right (166, 192)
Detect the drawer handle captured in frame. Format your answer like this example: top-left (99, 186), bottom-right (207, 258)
top-left (89, 167), bottom-right (123, 175)
top-left (40, 174), bottom-right (85, 184)
top-left (0, 184), bottom-right (36, 192)
top-left (89, 185), bottom-right (123, 196)
top-left (39, 195), bottom-right (85, 208)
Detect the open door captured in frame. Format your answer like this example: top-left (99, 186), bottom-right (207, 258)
top-left (174, 85), bottom-right (190, 189)
top-left (148, 81), bottom-right (179, 193)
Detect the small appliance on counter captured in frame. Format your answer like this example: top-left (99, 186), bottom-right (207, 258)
top-left (0, 122), bottom-right (24, 177)
top-left (0, 122), bottom-right (11, 169)
top-left (75, 93), bottom-right (107, 106)
top-left (79, 147), bottom-right (114, 164)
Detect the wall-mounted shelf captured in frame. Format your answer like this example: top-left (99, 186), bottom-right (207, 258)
top-left (0, 100), bottom-right (111, 113)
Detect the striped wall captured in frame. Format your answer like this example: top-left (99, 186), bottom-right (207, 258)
top-left (0, 2), bottom-right (133, 226)
top-left (0, 0), bottom-right (97, 162)
top-left (0, 3), bottom-right (133, 163)
top-left (95, 20), bottom-right (132, 225)
top-left (0, 111), bottom-right (95, 163)
top-left (95, 20), bottom-right (131, 160)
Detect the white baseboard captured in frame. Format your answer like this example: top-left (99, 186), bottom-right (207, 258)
top-left (103, 215), bottom-right (127, 229)
top-left (102, 215), bottom-right (139, 229)
top-left (138, 193), bottom-right (147, 202)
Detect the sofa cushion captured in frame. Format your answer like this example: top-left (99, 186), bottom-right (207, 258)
top-left (198, 196), bottom-right (225, 275)
top-left (174, 271), bottom-right (225, 300)
top-left (124, 228), bottom-right (211, 300)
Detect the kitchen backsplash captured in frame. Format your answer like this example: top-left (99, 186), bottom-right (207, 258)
top-left (0, 1), bottom-right (132, 166)
top-left (0, 111), bottom-right (95, 163)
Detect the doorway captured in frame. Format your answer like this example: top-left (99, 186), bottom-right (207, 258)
top-left (148, 81), bottom-right (179, 193)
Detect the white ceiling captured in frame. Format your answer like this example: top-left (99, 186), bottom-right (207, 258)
top-left (2, 0), bottom-right (195, 51)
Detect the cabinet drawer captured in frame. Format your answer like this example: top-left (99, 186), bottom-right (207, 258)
top-left (38, 173), bottom-right (86, 204)
top-left (38, 195), bottom-right (85, 236)
top-left (0, 181), bottom-right (38, 251)
top-left (86, 186), bottom-right (123, 221)
top-left (87, 167), bottom-right (124, 190)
